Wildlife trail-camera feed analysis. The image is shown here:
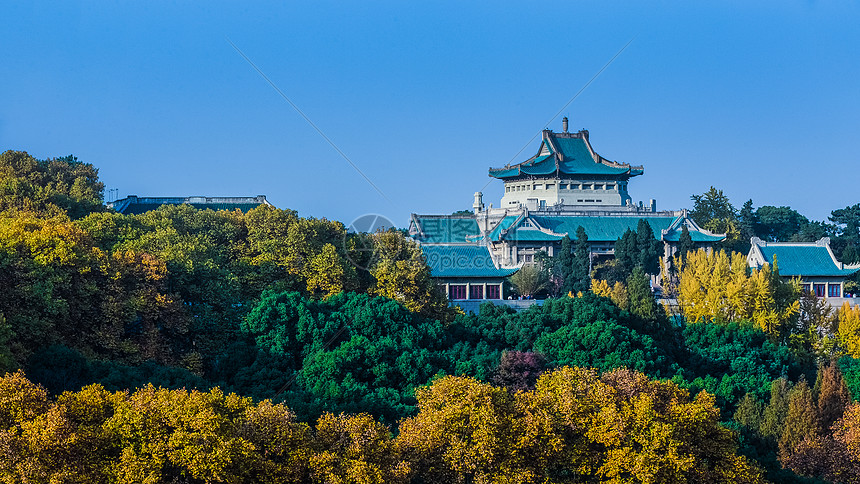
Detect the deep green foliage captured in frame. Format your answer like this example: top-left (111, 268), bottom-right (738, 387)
top-left (681, 322), bottom-right (804, 410)
top-left (242, 291), bottom-right (452, 423)
top-left (677, 224), bottom-right (695, 261)
top-left (571, 226), bottom-right (590, 292)
top-left (609, 219), bottom-right (661, 281)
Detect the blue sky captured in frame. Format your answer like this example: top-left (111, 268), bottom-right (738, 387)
top-left (2, 1), bottom-right (859, 228)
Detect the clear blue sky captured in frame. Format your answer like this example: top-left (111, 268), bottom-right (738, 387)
top-left (3, 1), bottom-right (859, 228)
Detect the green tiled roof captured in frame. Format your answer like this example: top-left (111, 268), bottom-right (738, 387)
top-left (412, 216), bottom-right (481, 244)
top-left (530, 215), bottom-right (675, 242)
top-left (758, 245), bottom-right (860, 277)
top-left (506, 228), bottom-right (565, 242)
top-left (421, 245), bottom-right (519, 278)
top-left (662, 229), bottom-right (725, 243)
top-left (489, 130), bottom-right (641, 180)
top-left (488, 216), bottom-right (520, 241)
top-left (519, 155), bottom-right (557, 176)
top-left (553, 137), bottom-right (634, 176)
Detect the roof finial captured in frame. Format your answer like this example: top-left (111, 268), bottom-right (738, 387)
top-left (562, 116), bottom-right (569, 133)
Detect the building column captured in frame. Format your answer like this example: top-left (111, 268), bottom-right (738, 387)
top-left (483, 282), bottom-right (487, 300)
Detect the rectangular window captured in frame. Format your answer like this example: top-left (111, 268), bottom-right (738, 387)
top-left (449, 285), bottom-right (467, 300)
top-left (505, 186), bottom-right (510, 192)
top-left (545, 183), bottom-right (555, 189)
top-left (585, 199), bottom-right (595, 203)
top-left (559, 184), bottom-right (567, 189)
top-left (469, 285), bottom-right (484, 299)
top-left (571, 184), bottom-right (580, 190)
top-left (534, 184), bottom-right (544, 190)
top-left (524, 254), bottom-right (533, 263)
top-left (606, 184), bottom-right (615, 190)
top-left (577, 199), bottom-right (584, 202)
top-left (582, 184), bottom-right (592, 190)
top-left (594, 184), bottom-right (603, 190)
top-left (814, 283), bottom-right (826, 298)
top-left (486, 284), bottom-right (500, 300)
top-left (829, 284), bottom-right (841, 298)
top-left (802, 284), bottom-right (811, 294)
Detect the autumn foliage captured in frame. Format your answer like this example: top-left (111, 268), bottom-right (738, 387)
top-left (0, 369), bottom-right (764, 483)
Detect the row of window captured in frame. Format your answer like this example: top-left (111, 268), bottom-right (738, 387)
top-left (449, 284), bottom-right (502, 300)
top-left (801, 283), bottom-right (841, 298)
top-left (505, 183), bottom-right (620, 193)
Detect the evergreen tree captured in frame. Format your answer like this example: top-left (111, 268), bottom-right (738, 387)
top-left (614, 228), bottom-right (637, 274)
top-left (677, 225), bottom-right (695, 262)
top-left (734, 393), bottom-right (765, 432)
top-left (761, 378), bottom-right (792, 445)
top-left (779, 378), bottom-right (818, 461)
top-left (831, 204), bottom-right (860, 264)
top-left (635, 218), bottom-right (661, 275)
top-left (570, 226), bottom-right (590, 293)
top-left (738, 199), bottom-right (757, 243)
top-left (555, 235), bottom-right (574, 294)
top-left (817, 360), bottom-right (850, 432)
top-left (626, 267), bottom-right (657, 320)
top-left (690, 186), bottom-right (736, 228)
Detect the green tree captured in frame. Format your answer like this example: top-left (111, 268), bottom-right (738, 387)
top-left (677, 224), bottom-right (695, 262)
top-left (508, 264), bottom-right (548, 298)
top-left (0, 150), bottom-right (104, 218)
top-left (734, 393), bottom-right (765, 432)
top-left (613, 227), bottom-right (637, 275)
top-left (738, 199), bottom-right (758, 243)
top-left (779, 379), bottom-right (818, 462)
top-left (635, 218), bottom-right (661, 275)
top-left (690, 186), bottom-right (736, 228)
top-left (570, 226), bottom-right (590, 293)
top-left (760, 378), bottom-right (792, 446)
top-left (830, 204), bottom-right (860, 264)
top-left (756, 206), bottom-right (809, 242)
top-left (626, 266), bottom-right (657, 320)
top-left (553, 235), bottom-right (574, 294)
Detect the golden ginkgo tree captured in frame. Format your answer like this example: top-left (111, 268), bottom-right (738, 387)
top-left (677, 249), bottom-right (799, 338)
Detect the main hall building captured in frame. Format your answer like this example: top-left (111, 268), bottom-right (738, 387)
top-left (409, 119), bottom-right (724, 301)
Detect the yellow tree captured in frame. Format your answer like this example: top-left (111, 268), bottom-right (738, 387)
top-left (311, 412), bottom-right (409, 484)
top-left (370, 231), bottom-right (449, 320)
top-left (395, 375), bottom-right (529, 483)
top-left (525, 367), bottom-right (764, 483)
top-left (304, 243), bottom-right (356, 299)
top-left (677, 249), bottom-right (798, 337)
top-left (838, 302), bottom-right (860, 358)
top-left (590, 278), bottom-right (628, 310)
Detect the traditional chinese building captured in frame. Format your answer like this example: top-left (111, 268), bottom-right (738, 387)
top-left (410, 120), bottom-right (724, 301)
top-left (747, 237), bottom-right (860, 299)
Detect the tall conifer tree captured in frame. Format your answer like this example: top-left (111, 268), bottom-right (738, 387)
top-left (817, 361), bottom-right (850, 432)
top-left (779, 379), bottom-right (819, 461)
top-left (570, 226), bottom-right (590, 293)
